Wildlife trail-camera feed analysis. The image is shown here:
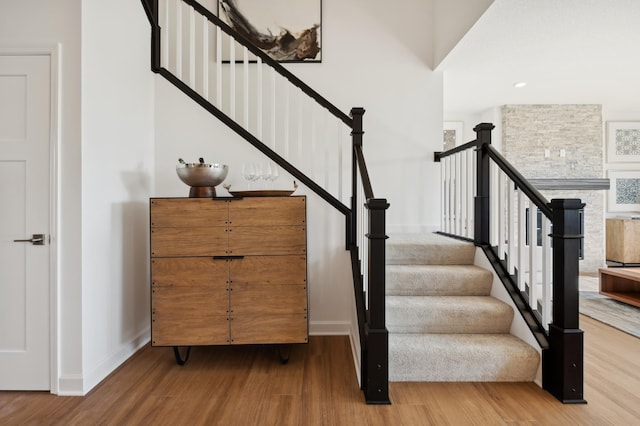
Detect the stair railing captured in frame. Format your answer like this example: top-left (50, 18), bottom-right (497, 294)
top-left (435, 123), bottom-right (585, 404)
top-left (140, 0), bottom-right (390, 404)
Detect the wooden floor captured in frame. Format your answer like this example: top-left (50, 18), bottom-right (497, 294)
top-left (1, 315), bottom-right (639, 425)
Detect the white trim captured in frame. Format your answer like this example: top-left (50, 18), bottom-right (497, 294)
top-left (348, 324), bottom-right (361, 387)
top-left (0, 45), bottom-right (60, 395)
top-left (309, 320), bottom-right (351, 336)
top-left (57, 374), bottom-right (84, 396)
top-left (84, 330), bottom-right (150, 395)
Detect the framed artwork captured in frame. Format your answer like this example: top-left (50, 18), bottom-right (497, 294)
top-left (443, 122), bottom-right (463, 151)
top-left (607, 121), bottom-right (640, 162)
top-left (217, 0), bottom-right (322, 63)
top-left (608, 170), bottom-right (640, 212)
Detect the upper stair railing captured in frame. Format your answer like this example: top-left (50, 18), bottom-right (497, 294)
top-left (140, 0), bottom-right (389, 404)
top-left (435, 123), bottom-right (586, 404)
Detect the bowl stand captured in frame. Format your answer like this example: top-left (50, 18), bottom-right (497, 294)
top-left (188, 186), bottom-right (217, 198)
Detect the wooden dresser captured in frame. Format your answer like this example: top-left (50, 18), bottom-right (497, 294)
top-left (150, 196), bottom-right (307, 363)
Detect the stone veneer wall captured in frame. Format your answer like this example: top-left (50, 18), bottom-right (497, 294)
top-left (502, 105), bottom-right (604, 273)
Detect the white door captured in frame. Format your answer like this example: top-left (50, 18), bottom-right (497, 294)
top-left (0, 54), bottom-right (51, 390)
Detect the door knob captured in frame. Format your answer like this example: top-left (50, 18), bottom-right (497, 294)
top-left (13, 234), bottom-right (45, 245)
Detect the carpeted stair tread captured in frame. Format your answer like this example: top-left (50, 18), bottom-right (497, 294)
top-left (387, 233), bottom-right (476, 265)
top-left (386, 264), bottom-right (493, 296)
top-left (387, 296), bottom-right (513, 334)
top-left (389, 333), bottom-right (540, 382)
top-left (385, 232), bottom-right (541, 383)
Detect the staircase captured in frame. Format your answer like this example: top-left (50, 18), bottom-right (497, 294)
top-left (141, 0), bottom-right (585, 403)
top-left (386, 233), bottom-right (540, 381)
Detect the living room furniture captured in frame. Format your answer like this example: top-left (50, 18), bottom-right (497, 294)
top-left (606, 218), bottom-right (640, 265)
top-left (150, 196), bottom-right (308, 364)
top-left (598, 267), bottom-right (640, 308)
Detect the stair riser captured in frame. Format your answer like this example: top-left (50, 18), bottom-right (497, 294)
top-left (387, 235), bottom-right (476, 265)
top-left (389, 334), bottom-right (540, 382)
top-left (386, 298), bottom-right (513, 334)
top-left (386, 265), bottom-right (493, 296)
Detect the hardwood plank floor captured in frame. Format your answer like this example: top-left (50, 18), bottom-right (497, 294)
top-left (1, 315), bottom-right (639, 425)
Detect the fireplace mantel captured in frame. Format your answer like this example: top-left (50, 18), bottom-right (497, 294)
top-left (529, 178), bottom-right (610, 191)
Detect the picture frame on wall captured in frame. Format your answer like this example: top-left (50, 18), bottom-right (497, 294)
top-left (443, 121), bottom-right (463, 151)
top-left (607, 121), bottom-right (640, 162)
top-left (217, 0), bottom-right (322, 63)
top-left (607, 170), bottom-right (640, 212)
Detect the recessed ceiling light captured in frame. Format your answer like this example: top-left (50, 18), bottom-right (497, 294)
top-left (513, 82), bottom-right (527, 88)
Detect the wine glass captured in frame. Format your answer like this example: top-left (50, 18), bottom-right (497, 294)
top-left (260, 162), bottom-right (273, 188)
top-left (242, 162), bottom-right (256, 189)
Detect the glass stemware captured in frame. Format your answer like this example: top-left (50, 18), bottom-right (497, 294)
top-left (260, 162), bottom-right (271, 188)
top-left (242, 162), bottom-right (256, 189)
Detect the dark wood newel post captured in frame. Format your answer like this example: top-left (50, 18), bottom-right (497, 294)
top-left (350, 107), bottom-right (365, 248)
top-left (473, 123), bottom-right (495, 246)
top-left (543, 198), bottom-right (586, 404)
top-left (365, 198), bottom-right (390, 405)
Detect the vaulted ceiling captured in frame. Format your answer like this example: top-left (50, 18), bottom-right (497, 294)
top-left (439, 0), bottom-right (640, 117)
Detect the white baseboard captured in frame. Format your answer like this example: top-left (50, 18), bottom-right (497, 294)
top-left (56, 374), bottom-right (84, 396)
top-left (309, 320), bottom-right (351, 336)
top-left (348, 324), bottom-right (361, 387)
top-left (57, 328), bottom-right (151, 396)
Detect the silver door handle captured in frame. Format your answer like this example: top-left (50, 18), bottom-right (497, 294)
top-left (13, 234), bottom-right (45, 245)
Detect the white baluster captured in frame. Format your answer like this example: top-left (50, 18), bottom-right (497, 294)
top-left (528, 203), bottom-right (538, 311)
top-left (243, 46), bottom-right (249, 129)
top-left (518, 190), bottom-right (527, 291)
top-left (491, 162), bottom-right (499, 247)
top-left (270, 68), bottom-right (276, 150)
top-left (188, 5), bottom-right (196, 88)
top-left (507, 181), bottom-right (516, 274)
top-left (161, 0), bottom-right (170, 69)
top-left (175, 0), bottom-right (182, 79)
top-left (201, 16), bottom-right (209, 100)
top-left (444, 156), bottom-right (451, 233)
top-left (441, 155), bottom-right (446, 233)
top-left (467, 149), bottom-right (475, 239)
top-left (311, 105), bottom-right (317, 180)
top-left (256, 58), bottom-right (263, 140)
top-left (215, 27), bottom-right (222, 108)
top-left (229, 35), bottom-right (235, 120)
top-left (498, 171), bottom-right (506, 260)
top-left (460, 150), bottom-right (467, 236)
top-left (284, 83), bottom-right (290, 160)
top-left (297, 89), bottom-right (304, 169)
top-left (454, 152), bottom-right (461, 235)
top-left (541, 214), bottom-right (552, 329)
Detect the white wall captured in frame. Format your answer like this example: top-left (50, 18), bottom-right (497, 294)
top-left (153, 0), bottom-right (443, 349)
top-left (0, 0), bottom-right (84, 395)
top-left (80, 0), bottom-right (155, 393)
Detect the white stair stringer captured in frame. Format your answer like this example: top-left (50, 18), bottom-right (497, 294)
top-left (386, 233), bottom-right (540, 383)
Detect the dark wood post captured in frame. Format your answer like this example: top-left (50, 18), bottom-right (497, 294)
top-left (151, 0), bottom-right (161, 71)
top-left (543, 198), bottom-right (586, 404)
top-left (365, 198), bottom-right (390, 405)
top-left (350, 107), bottom-right (365, 249)
top-left (474, 123), bottom-right (494, 246)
